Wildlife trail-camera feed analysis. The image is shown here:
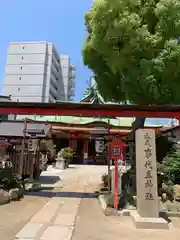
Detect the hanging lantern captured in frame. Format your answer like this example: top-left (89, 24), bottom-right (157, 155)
top-left (95, 137), bottom-right (104, 153)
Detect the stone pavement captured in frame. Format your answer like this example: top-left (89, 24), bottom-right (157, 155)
top-left (14, 165), bottom-right (180, 240)
top-left (14, 165), bottom-right (104, 240)
top-left (0, 166), bottom-right (64, 240)
top-left (0, 195), bottom-right (50, 240)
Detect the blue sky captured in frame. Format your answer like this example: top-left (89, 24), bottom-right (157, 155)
top-left (0, 0), bottom-right (92, 101)
top-left (0, 1), bottom-right (172, 126)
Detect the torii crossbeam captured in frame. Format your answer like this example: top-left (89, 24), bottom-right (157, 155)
top-left (0, 102), bottom-right (180, 119)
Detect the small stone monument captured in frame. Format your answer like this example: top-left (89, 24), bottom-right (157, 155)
top-left (55, 150), bottom-right (66, 170)
top-left (131, 129), bottom-right (168, 229)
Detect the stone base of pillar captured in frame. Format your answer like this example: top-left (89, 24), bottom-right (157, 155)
top-left (83, 153), bottom-right (88, 164)
top-left (55, 158), bottom-right (67, 170)
top-left (84, 153), bottom-right (88, 159)
top-left (131, 211), bottom-right (169, 229)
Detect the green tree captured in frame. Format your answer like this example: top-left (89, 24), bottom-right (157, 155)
top-left (83, 0), bottom-right (180, 105)
top-left (82, 0), bottom-right (180, 152)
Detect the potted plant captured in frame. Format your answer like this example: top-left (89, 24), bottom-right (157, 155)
top-left (56, 147), bottom-right (73, 169)
top-left (61, 147), bottom-right (73, 167)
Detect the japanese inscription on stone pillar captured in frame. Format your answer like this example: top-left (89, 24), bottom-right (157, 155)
top-left (135, 129), bottom-right (159, 218)
top-left (144, 132), bottom-right (154, 201)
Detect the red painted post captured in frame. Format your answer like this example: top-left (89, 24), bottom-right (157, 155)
top-left (107, 119), bottom-right (111, 195)
top-left (114, 159), bottom-right (118, 209)
top-left (111, 138), bottom-right (123, 210)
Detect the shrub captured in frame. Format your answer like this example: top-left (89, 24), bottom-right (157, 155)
top-left (161, 150), bottom-right (180, 185)
top-left (0, 168), bottom-right (22, 191)
top-left (40, 140), bottom-right (56, 162)
top-left (101, 173), bottom-right (111, 188)
top-left (118, 185), bottom-right (135, 209)
top-left (159, 183), bottom-right (174, 202)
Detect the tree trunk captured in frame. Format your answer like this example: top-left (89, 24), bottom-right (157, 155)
top-left (127, 117), bottom-right (146, 142)
top-left (126, 116), bottom-right (145, 164)
top-left (125, 117), bottom-right (145, 195)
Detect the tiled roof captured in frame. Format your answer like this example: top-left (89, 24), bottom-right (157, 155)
top-left (32, 115), bottom-right (161, 128)
top-left (0, 121), bottom-right (51, 137)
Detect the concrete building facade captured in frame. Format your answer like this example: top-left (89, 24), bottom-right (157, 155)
top-left (2, 42), bottom-right (75, 102)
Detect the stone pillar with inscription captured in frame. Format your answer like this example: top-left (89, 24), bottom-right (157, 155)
top-left (131, 129), bottom-right (168, 229)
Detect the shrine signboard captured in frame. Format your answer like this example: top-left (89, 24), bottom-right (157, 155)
top-left (135, 129), bottom-right (159, 218)
top-left (111, 139), bottom-right (123, 160)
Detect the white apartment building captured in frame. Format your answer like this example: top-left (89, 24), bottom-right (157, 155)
top-left (2, 42), bottom-right (75, 102)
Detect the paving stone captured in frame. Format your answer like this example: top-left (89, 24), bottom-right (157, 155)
top-left (54, 213), bottom-right (76, 226)
top-left (30, 200), bottom-right (60, 223)
top-left (15, 223), bottom-right (44, 239)
top-left (40, 226), bottom-right (73, 240)
top-left (16, 239), bottom-right (34, 240)
top-left (58, 204), bottom-right (79, 215)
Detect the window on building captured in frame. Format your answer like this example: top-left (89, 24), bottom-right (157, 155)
top-left (22, 46), bottom-right (25, 49)
top-left (18, 88), bottom-right (20, 92)
top-left (20, 66), bottom-right (23, 70)
top-left (21, 56), bottom-right (23, 60)
top-left (19, 77), bottom-right (21, 80)
top-left (17, 99), bottom-right (19, 102)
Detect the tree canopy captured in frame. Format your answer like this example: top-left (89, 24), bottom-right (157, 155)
top-left (82, 0), bottom-right (180, 104)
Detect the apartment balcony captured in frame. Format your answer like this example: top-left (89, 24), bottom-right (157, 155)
top-left (68, 79), bottom-right (76, 90)
top-left (49, 95), bottom-right (56, 103)
top-left (68, 88), bottom-right (75, 97)
top-left (68, 80), bottom-right (75, 88)
top-left (67, 97), bottom-right (73, 102)
top-left (69, 71), bottom-right (76, 79)
top-left (51, 64), bottom-right (60, 78)
top-left (69, 65), bottom-right (76, 71)
top-left (50, 85), bottom-right (57, 98)
top-left (50, 75), bottom-right (58, 89)
top-left (52, 55), bottom-right (60, 70)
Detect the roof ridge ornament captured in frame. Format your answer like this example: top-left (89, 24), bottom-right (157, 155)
top-left (80, 76), bottom-right (105, 104)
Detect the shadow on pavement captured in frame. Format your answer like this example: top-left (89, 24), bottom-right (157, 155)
top-left (39, 175), bottom-right (60, 184)
top-left (25, 191), bottom-right (56, 198)
top-left (159, 212), bottom-right (172, 223)
top-left (55, 191), bottom-right (98, 198)
top-left (25, 190), bottom-right (56, 198)
top-left (24, 191), bottom-right (98, 199)
top-left (24, 186), bottom-right (55, 198)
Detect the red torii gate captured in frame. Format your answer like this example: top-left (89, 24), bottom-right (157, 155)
top-left (1, 102), bottom-right (180, 120)
top-left (2, 101), bottom-right (180, 206)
